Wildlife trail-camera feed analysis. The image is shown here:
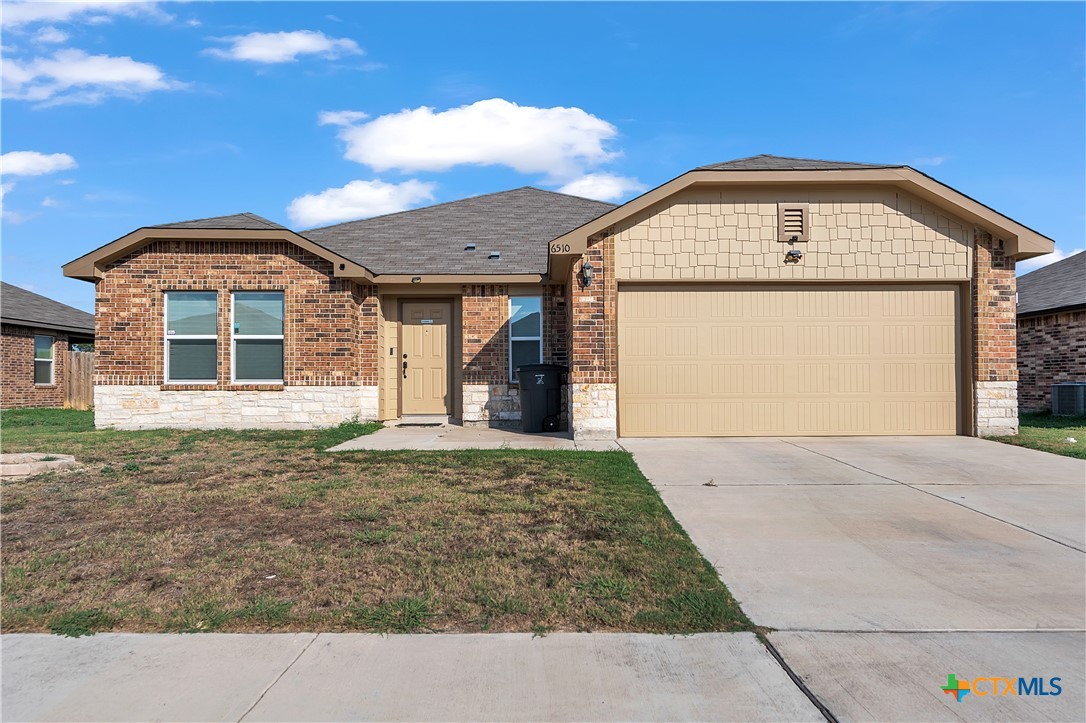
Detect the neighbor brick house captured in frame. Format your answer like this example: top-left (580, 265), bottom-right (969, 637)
top-left (1016, 251), bottom-right (1085, 413)
top-left (1, 281), bottom-right (95, 409)
top-left (63, 156), bottom-right (1054, 438)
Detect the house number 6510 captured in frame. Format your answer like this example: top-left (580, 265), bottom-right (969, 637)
top-left (549, 243), bottom-right (571, 253)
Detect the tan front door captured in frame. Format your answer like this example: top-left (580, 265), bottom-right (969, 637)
top-left (618, 284), bottom-right (960, 436)
top-left (401, 301), bottom-right (451, 415)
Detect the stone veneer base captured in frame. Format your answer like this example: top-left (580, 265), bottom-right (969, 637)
top-left (462, 383), bottom-right (522, 426)
top-left (974, 380), bottom-right (1019, 437)
top-left (569, 383), bottom-right (617, 440)
top-left (94, 385), bottom-right (378, 430)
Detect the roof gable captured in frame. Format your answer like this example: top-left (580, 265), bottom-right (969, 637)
top-left (150, 212), bottom-right (287, 231)
top-left (697, 155), bottom-right (901, 171)
top-left (303, 187), bottom-right (615, 275)
top-left (1017, 251), bottom-right (1086, 316)
top-left (0, 282), bottom-right (95, 335)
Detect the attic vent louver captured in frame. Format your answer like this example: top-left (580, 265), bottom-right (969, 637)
top-left (778, 203), bottom-right (810, 242)
top-left (465, 243), bottom-right (477, 251)
top-left (488, 251), bottom-right (501, 260)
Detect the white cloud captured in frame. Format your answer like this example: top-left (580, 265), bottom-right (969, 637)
top-left (1, 182), bottom-right (30, 223)
top-left (32, 26), bottom-right (69, 44)
top-left (318, 109), bottom-right (368, 127)
top-left (2, 48), bottom-right (183, 105)
top-left (558, 173), bottom-right (646, 202)
top-left (912, 156), bottom-right (946, 167)
top-left (41, 196), bottom-right (60, 207)
top-left (58, 178), bottom-right (76, 185)
top-left (287, 179), bottom-right (436, 227)
top-left (1, 1), bottom-right (171, 28)
top-left (333, 98), bottom-right (619, 179)
top-left (1017, 246), bottom-right (1085, 275)
top-left (205, 30), bottom-right (363, 64)
top-left (0, 150), bottom-right (77, 176)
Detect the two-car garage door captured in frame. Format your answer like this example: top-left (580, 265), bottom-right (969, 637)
top-left (617, 285), bottom-right (961, 436)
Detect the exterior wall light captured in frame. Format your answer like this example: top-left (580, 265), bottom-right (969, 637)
top-left (580, 261), bottom-right (595, 287)
top-left (411, 276), bottom-right (422, 284)
top-left (784, 249), bottom-right (803, 264)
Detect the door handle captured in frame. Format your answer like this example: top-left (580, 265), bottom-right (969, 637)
top-left (402, 359), bottom-right (408, 379)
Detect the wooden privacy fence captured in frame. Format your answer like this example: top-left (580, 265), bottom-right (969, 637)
top-left (64, 351), bottom-right (94, 410)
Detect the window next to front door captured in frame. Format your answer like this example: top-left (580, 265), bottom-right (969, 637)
top-left (509, 295), bottom-right (542, 384)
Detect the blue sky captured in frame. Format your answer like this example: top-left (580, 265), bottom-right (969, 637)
top-left (2, 1), bottom-right (1083, 313)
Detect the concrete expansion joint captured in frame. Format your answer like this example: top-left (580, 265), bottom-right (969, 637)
top-left (237, 633), bottom-right (318, 723)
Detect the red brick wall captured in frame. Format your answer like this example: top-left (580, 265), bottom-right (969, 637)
top-left (461, 283), bottom-right (567, 385)
top-left (569, 234), bottom-right (617, 384)
top-left (1, 325), bottom-right (67, 408)
top-left (96, 240), bottom-right (376, 387)
top-left (972, 231), bottom-right (1017, 383)
top-left (1017, 309), bottom-right (1086, 412)
top-left (543, 284), bottom-right (568, 368)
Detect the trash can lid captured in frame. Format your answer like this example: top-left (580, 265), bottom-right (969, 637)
top-left (515, 363), bottom-right (567, 373)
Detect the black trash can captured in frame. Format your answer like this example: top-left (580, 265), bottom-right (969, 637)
top-left (516, 363), bottom-right (566, 433)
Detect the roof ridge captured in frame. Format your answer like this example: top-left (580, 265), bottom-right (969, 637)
top-left (239, 212), bottom-right (283, 229)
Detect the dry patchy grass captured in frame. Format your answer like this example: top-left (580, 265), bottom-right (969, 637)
top-left (1, 409), bottom-right (748, 635)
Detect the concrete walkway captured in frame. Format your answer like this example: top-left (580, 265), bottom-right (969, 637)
top-left (328, 423), bottom-right (620, 452)
top-left (624, 436), bottom-right (1086, 722)
top-left (1, 633), bottom-right (821, 722)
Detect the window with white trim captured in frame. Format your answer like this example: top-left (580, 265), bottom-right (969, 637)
top-left (509, 295), bottom-right (542, 384)
top-left (165, 292), bottom-right (218, 383)
top-left (232, 292), bottom-right (284, 383)
top-left (33, 334), bottom-right (54, 385)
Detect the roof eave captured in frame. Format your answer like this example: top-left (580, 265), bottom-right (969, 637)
top-left (0, 317), bottom-right (95, 336)
top-left (1017, 302), bottom-right (1086, 319)
top-left (548, 168), bottom-right (1056, 260)
top-left (62, 227), bottom-right (375, 282)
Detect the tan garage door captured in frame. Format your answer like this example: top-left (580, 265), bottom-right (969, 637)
top-left (618, 285), bottom-right (960, 436)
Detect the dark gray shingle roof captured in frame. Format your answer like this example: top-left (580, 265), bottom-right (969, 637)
top-left (1017, 251), bottom-right (1086, 316)
top-left (150, 212), bottom-right (287, 231)
top-left (697, 154), bottom-right (902, 171)
top-left (302, 187), bottom-right (616, 275)
top-left (1, 282), bottom-right (94, 335)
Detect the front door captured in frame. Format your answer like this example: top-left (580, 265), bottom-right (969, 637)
top-left (401, 301), bottom-right (451, 415)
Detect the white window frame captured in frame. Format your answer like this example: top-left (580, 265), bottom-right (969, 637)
top-left (33, 334), bottom-right (54, 386)
top-left (231, 291), bottom-right (285, 384)
top-left (509, 295), bottom-right (543, 384)
top-left (164, 292), bottom-right (218, 384)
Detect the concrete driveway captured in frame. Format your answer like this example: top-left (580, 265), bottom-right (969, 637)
top-left (623, 436), bottom-right (1086, 721)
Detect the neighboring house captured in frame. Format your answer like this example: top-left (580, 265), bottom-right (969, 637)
top-left (1016, 251), bottom-right (1086, 413)
top-left (1, 282), bottom-right (95, 409)
top-left (62, 155), bottom-right (1053, 438)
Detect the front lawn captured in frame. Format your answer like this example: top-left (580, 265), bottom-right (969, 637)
top-left (1, 408), bottom-right (749, 635)
top-left (994, 412), bottom-right (1086, 459)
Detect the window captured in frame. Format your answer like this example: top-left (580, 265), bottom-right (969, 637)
top-left (509, 296), bottom-right (542, 383)
top-left (232, 292), bottom-right (284, 383)
top-left (165, 292), bottom-right (218, 383)
top-left (33, 335), bottom-right (54, 385)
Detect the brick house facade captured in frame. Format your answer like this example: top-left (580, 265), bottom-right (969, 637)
top-left (1, 282), bottom-right (95, 409)
top-left (1015, 251), bottom-right (1086, 413)
top-left (64, 157), bottom-right (1054, 438)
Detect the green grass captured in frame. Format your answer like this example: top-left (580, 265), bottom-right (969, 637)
top-left (994, 412), bottom-right (1086, 459)
top-left (0, 408), bottom-right (749, 635)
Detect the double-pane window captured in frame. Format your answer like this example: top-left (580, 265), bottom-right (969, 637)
top-left (165, 292), bottom-right (217, 382)
top-left (232, 292), bottom-right (284, 382)
top-left (509, 296), bottom-right (542, 383)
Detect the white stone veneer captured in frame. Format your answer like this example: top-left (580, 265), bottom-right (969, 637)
top-left (94, 385), bottom-right (379, 430)
top-left (569, 383), bottom-right (617, 440)
top-left (974, 381), bottom-right (1019, 437)
top-left (462, 384), bottom-right (521, 427)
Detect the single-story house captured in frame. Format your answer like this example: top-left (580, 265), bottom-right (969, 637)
top-left (1, 281), bottom-right (95, 409)
top-left (62, 155), bottom-right (1054, 438)
top-left (1016, 251), bottom-right (1085, 413)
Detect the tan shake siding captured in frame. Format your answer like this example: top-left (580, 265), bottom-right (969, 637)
top-left (1017, 309), bottom-right (1086, 412)
top-left (613, 187), bottom-right (972, 281)
top-left (0, 325), bottom-right (68, 408)
top-left (95, 240), bottom-right (376, 387)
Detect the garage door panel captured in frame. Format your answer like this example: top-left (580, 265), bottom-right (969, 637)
top-left (618, 285), bottom-right (960, 437)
